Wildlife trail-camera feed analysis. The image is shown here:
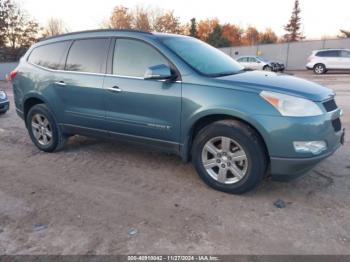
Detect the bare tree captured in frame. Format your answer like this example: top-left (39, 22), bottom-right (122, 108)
top-left (42, 17), bottom-right (68, 37)
top-left (0, 0), bottom-right (39, 49)
top-left (243, 26), bottom-right (260, 45)
top-left (109, 5), bottom-right (133, 29)
top-left (153, 10), bottom-right (182, 34)
top-left (132, 5), bottom-right (151, 31)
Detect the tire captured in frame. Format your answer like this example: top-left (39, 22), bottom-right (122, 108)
top-left (313, 64), bottom-right (326, 74)
top-left (191, 120), bottom-right (267, 194)
top-left (26, 104), bottom-right (66, 152)
top-left (263, 65), bottom-right (272, 71)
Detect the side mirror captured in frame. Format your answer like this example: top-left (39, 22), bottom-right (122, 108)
top-left (144, 64), bottom-right (173, 80)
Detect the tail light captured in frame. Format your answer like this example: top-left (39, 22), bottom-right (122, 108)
top-left (7, 70), bottom-right (17, 81)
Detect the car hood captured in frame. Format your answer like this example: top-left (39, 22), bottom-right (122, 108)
top-left (213, 71), bottom-right (334, 101)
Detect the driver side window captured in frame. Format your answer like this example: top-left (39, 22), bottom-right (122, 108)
top-left (113, 39), bottom-right (169, 78)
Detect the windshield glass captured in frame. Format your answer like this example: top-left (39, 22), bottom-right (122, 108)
top-left (257, 56), bottom-right (269, 62)
top-left (161, 36), bottom-right (243, 76)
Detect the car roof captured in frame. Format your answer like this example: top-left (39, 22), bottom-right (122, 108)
top-left (34, 29), bottom-right (189, 48)
top-left (39, 29), bottom-right (153, 41)
top-left (237, 56), bottom-right (257, 58)
top-left (313, 48), bottom-right (350, 52)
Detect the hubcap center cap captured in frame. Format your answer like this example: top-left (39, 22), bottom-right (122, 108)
top-left (222, 155), bottom-right (228, 162)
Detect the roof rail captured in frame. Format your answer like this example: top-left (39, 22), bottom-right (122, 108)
top-left (38, 29), bottom-right (153, 42)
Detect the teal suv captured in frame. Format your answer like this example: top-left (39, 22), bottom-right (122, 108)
top-left (10, 30), bottom-right (344, 194)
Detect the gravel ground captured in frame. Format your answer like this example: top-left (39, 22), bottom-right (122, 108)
top-left (0, 71), bottom-right (349, 255)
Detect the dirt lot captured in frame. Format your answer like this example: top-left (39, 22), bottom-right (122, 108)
top-left (0, 71), bottom-right (349, 255)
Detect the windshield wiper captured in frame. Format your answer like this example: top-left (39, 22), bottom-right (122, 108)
top-left (209, 69), bottom-right (250, 77)
top-left (208, 71), bottom-right (238, 77)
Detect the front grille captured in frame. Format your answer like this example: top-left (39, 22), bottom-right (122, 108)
top-left (323, 99), bottom-right (338, 112)
top-left (332, 118), bottom-right (342, 132)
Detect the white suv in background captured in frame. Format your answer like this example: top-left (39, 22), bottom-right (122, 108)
top-left (306, 49), bottom-right (350, 74)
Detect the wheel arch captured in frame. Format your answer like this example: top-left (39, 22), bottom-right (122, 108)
top-left (23, 93), bottom-right (50, 123)
top-left (181, 111), bottom-right (270, 163)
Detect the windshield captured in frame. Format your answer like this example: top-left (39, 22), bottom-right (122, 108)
top-left (257, 56), bottom-right (269, 62)
top-left (161, 36), bottom-right (243, 76)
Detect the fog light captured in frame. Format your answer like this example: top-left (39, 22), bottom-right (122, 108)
top-left (293, 141), bottom-right (327, 155)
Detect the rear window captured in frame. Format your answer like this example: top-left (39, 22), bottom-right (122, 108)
top-left (28, 41), bottom-right (71, 70)
top-left (65, 38), bottom-right (110, 73)
top-left (248, 57), bottom-right (257, 62)
top-left (316, 50), bottom-right (340, 57)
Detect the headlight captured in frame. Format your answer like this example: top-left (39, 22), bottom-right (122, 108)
top-left (260, 91), bottom-right (323, 117)
top-left (0, 91), bottom-right (7, 100)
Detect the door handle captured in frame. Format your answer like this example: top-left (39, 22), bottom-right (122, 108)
top-left (55, 81), bottom-right (66, 86)
top-left (106, 86), bottom-right (123, 93)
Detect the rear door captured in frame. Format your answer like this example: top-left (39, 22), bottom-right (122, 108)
top-left (103, 38), bottom-right (182, 145)
top-left (54, 38), bottom-right (111, 130)
top-left (340, 50), bottom-right (350, 69)
top-left (319, 50), bottom-right (341, 69)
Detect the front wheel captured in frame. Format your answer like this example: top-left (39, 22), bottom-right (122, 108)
top-left (26, 104), bottom-right (66, 152)
top-left (263, 65), bottom-right (272, 71)
top-left (192, 120), bottom-right (267, 194)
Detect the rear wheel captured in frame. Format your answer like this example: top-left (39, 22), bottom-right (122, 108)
top-left (26, 104), bottom-right (66, 152)
top-left (314, 64), bottom-right (326, 74)
top-left (192, 120), bottom-right (267, 194)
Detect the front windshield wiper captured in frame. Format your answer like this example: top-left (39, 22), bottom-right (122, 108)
top-left (208, 71), bottom-right (238, 77)
top-left (209, 69), bottom-right (250, 77)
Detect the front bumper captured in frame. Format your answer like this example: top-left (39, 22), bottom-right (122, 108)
top-left (253, 105), bottom-right (344, 180)
top-left (0, 100), bottom-right (9, 113)
top-left (270, 128), bottom-right (344, 181)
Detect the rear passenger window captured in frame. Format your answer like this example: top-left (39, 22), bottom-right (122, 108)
top-left (65, 38), bottom-right (109, 73)
top-left (248, 57), bottom-right (257, 62)
top-left (113, 39), bottom-right (169, 77)
top-left (28, 41), bottom-right (70, 70)
top-left (316, 50), bottom-right (340, 57)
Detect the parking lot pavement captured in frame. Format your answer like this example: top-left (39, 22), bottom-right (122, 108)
top-left (0, 71), bottom-right (349, 255)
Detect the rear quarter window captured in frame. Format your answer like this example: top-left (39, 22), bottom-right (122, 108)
top-left (28, 41), bottom-right (71, 70)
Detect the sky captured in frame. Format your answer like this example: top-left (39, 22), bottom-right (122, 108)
top-left (18, 0), bottom-right (350, 39)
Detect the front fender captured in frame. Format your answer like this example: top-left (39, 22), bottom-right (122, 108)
top-left (180, 106), bottom-right (271, 162)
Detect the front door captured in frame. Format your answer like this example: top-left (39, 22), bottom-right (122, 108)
top-left (340, 50), bottom-right (350, 69)
top-left (103, 38), bottom-right (182, 145)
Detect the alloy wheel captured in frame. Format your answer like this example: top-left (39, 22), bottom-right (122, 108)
top-left (31, 113), bottom-right (53, 146)
top-left (315, 65), bottom-right (324, 74)
top-left (201, 136), bottom-right (249, 184)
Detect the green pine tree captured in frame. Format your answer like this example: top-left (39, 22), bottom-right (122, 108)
top-left (189, 18), bottom-right (198, 38)
top-left (207, 25), bottom-right (230, 48)
top-left (283, 0), bottom-right (304, 42)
